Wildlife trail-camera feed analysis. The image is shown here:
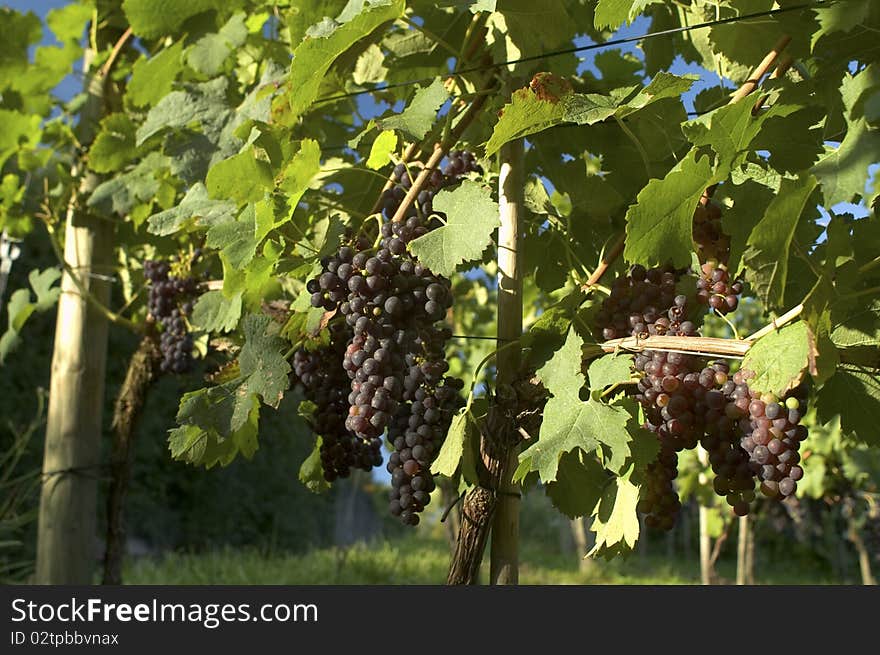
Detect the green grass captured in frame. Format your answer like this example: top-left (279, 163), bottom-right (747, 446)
top-left (123, 534), bottom-right (843, 585)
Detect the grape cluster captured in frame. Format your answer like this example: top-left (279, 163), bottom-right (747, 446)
top-left (595, 260), bottom-right (807, 529)
top-left (387, 377), bottom-right (464, 525)
top-left (292, 322), bottom-right (383, 481)
top-left (638, 443), bottom-right (681, 530)
top-left (298, 151), bottom-right (478, 524)
top-left (145, 258), bottom-right (200, 374)
top-left (692, 201), bottom-right (744, 315)
top-left (692, 201), bottom-right (729, 263)
top-left (696, 262), bottom-right (743, 315)
top-left (734, 369), bottom-right (807, 500)
top-left (595, 264), bottom-right (696, 341)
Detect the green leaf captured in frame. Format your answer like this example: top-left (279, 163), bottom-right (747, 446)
top-left (299, 437), bottom-right (331, 493)
top-left (137, 78), bottom-right (231, 146)
top-left (682, 96), bottom-right (800, 173)
top-left (431, 409), bottom-right (477, 477)
top-left (722, 178), bottom-right (775, 276)
top-left (521, 290), bottom-right (584, 370)
top-left (802, 278), bottom-right (838, 385)
top-left (831, 299), bottom-right (880, 347)
top-left (279, 0), bottom-right (406, 125)
top-left (407, 181), bottom-right (499, 276)
top-left (127, 41), bottom-right (184, 108)
top-left (192, 290), bottom-right (243, 333)
top-left (186, 13), bottom-right (248, 76)
top-left (587, 353), bottom-right (633, 392)
top-left (817, 369), bottom-right (880, 446)
top-left (238, 314), bottom-right (291, 408)
top-left (273, 139), bottom-right (322, 237)
top-left (89, 113), bottom-right (137, 173)
top-left (377, 78), bottom-right (450, 140)
top-left (366, 130), bottom-right (398, 170)
top-left (205, 207), bottom-right (258, 270)
top-left (0, 109), bottom-right (42, 169)
top-left (545, 451), bottom-right (607, 519)
top-left (353, 43), bottom-right (388, 85)
top-left (177, 382), bottom-right (256, 437)
top-left (588, 473), bottom-right (640, 558)
top-left (624, 149), bottom-right (718, 268)
top-left (206, 148), bottom-right (274, 204)
top-left (594, 0), bottom-right (661, 30)
top-left (122, 0), bottom-right (242, 39)
top-left (813, 120), bottom-right (880, 206)
top-left (522, 329), bottom-right (631, 481)
top-left (147, 183), bottom-right (237, 236)
top-left (87, 152), bottom-right (168, 216)
top-left (46, 2), bottom-right (92, 43)
top-left (741, 321), bottom-right (811, 395)
top-left (614, 71), bottom-right (697, 118)
top-left (485, 83), bottom-right (576, 157)
top-left (812, 0), bottom-right (872, 49)
top-left (535, 323), bottom-right (583, 394)
top-left (742, 175), bottom-right (818, 309)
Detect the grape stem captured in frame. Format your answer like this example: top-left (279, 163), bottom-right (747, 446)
top-left (744, 303), bottom-right (803, 341)
top-left (581, 233), bottom-right (625, 291)
top-left (390, 89), bottom-right (490, 224)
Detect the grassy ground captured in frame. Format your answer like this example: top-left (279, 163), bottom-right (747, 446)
top-left (124, 533), bottom-right (843, 585)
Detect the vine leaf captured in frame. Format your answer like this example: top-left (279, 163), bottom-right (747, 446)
top-left (817, 369), bottom-right (880, 446)
top-left (89, 113), bottom-right (138, 173)
top-left (741, 321), bottom-right (811, 395)
top-left (587, 353), bottom-right (633, 392)
top-left (408, 181), bottom-right (499, 276)
top-left (275, 0), bottom-right (406, 126)
top-left (377, 78), bottom-right (450, 140)
top-left (431, 409), bottom-right (478, 477)
top-left (624, 149), bottom-right (719, 268)
top-left (594, 0), bottom-right (662, 31)
top-left (366, 130), bottom-right (398, 170)
top-left (126, 40), bottom-right (184, 108)
top-left (831, 299), bottom-right (880, 347)
top-left (813, 64), bottom-right (880, 205)
top-left (136, 77), bottom-right (231, 146)
top-left (238, 314), bottom-right (291, 408)
top-left (299, 437), bottom-right (331, 493)
top-left (192, 290), bottom-right (243, 333)
top-left (741, 174), bottom-right (818, 309)
top-left (206, 148), bottom-right (274, 204)
top-left (486, 73), bottom-right (694, 157)
top-left (205, 205), bottom-right (258, 270)
top-left (588, 472), bottom-right (640, 558)
top-left (545, 451), bottom-right (607, 519)
top-left (0, 268), bottom-right (62, 364)
top-left (520, 329), bottom-right (631, 482)
top-left (186, 13), bottom-right (248, 77)
top-left (122, 0), bottom-right (244, 39)
top-left (147, 183), bottom-right (237, 236)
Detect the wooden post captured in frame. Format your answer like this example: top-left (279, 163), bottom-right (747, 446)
top-left (736, 515), bottom-right (750, 585)
top-left (697, 446), bottom-right (713, 585)
top-left (36, 41), bottom-right (114, 585)
top-left (488, 137), bottom-right (524, 585)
